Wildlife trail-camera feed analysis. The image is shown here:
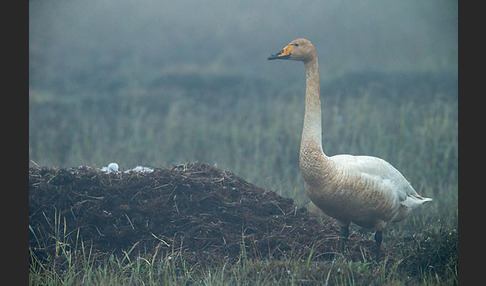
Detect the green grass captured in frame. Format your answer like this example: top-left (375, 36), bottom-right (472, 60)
top-left (29, 70), bottom-right (457, 284)
top-left (29, 71), bottom-right (457, 206)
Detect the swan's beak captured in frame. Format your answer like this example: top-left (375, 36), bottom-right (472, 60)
top-left (268, 44), bottom-right (293, 60)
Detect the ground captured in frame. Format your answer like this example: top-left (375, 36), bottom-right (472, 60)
top-left (29, 163), bottom-right (379, 263)
top-left (29, 162), bottom-right (457, 284)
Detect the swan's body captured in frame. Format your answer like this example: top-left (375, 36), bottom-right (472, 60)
top-left (268, 38), bottom-right (432, 261)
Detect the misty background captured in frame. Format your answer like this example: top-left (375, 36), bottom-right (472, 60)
top-left (30, 0), bottom-right (457, 91)
top-left (29, 0), bottom-right (457, 212)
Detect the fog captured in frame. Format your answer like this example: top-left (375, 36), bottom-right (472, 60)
top-left (30, 0), bottom-right (457, 94)
top-left (29, 1), bottom-right (458, 224)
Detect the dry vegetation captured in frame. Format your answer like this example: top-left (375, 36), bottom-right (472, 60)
top-left (29, 162), bottom-right (457, 285)
top-left (29, 163), bottom-right (366, 265)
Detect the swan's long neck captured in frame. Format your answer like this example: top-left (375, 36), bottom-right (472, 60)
top-left (299, 56), bottom-right (334, 187)
top-left (302, 58), bottom-right (323, 150)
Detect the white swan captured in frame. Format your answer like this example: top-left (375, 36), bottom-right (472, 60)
top-left (268, 38), bottom-right (432, 262)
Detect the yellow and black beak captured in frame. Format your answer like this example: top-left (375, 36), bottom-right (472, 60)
top-left (268, 44), bottom-right (294, 60)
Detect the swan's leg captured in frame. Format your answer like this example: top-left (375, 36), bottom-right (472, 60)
top-left (374, 230), bottom-right (383, 263)
top-left (339, 225), bottom-right (350, 254)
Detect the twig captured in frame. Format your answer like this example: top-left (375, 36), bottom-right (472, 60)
top-left (125, 213), bottom-right (135, 230)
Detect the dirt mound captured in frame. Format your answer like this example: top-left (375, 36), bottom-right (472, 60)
top-left (29, 163), bottom-right (374, 264)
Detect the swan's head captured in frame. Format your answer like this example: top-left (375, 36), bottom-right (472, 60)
top-left (268, 38), bottom-right (316, 62)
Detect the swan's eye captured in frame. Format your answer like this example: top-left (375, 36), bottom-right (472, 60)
top-left (294, 43), bottom-right (299, 46)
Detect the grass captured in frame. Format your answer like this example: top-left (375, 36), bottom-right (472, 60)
top-left (29, 71), bottom-right (457, 203)
top-left (29, 212), bottom-right (457, 285)
top-left (29, 70), bottom-right (457, 284)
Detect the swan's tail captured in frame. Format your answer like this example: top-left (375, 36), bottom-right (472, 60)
top-left (392, 195), bottom-right (432, 222)
top-left (404, 194), bottom-right (433, 209)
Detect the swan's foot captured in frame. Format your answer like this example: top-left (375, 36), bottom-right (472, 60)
top-left (339, 225), bottom-right (350, 254)
top-left (374, 230), bottom-right (383, 263)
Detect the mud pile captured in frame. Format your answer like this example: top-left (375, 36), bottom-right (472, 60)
top-left (29, 163), bottom-right (374, 263)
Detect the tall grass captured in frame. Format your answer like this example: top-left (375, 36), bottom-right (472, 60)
top-left (29, 71), bottom-right (457, 212)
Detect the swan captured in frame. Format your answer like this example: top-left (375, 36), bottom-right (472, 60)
top-left (268, 38), bottom-right (432, 262)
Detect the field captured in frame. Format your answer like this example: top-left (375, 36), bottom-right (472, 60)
top-left (29, 1), bottom-right (457, 284)
top-left (29, 69), bottom-right (458, 284)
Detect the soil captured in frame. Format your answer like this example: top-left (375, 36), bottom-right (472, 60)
top-left (29, 162), bottom-right (375, 264)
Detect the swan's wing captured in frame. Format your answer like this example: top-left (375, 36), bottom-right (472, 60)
top-left (329, 154), bottom-right (424, 201)
top-left (324, 154), bottom-right (431, 224)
